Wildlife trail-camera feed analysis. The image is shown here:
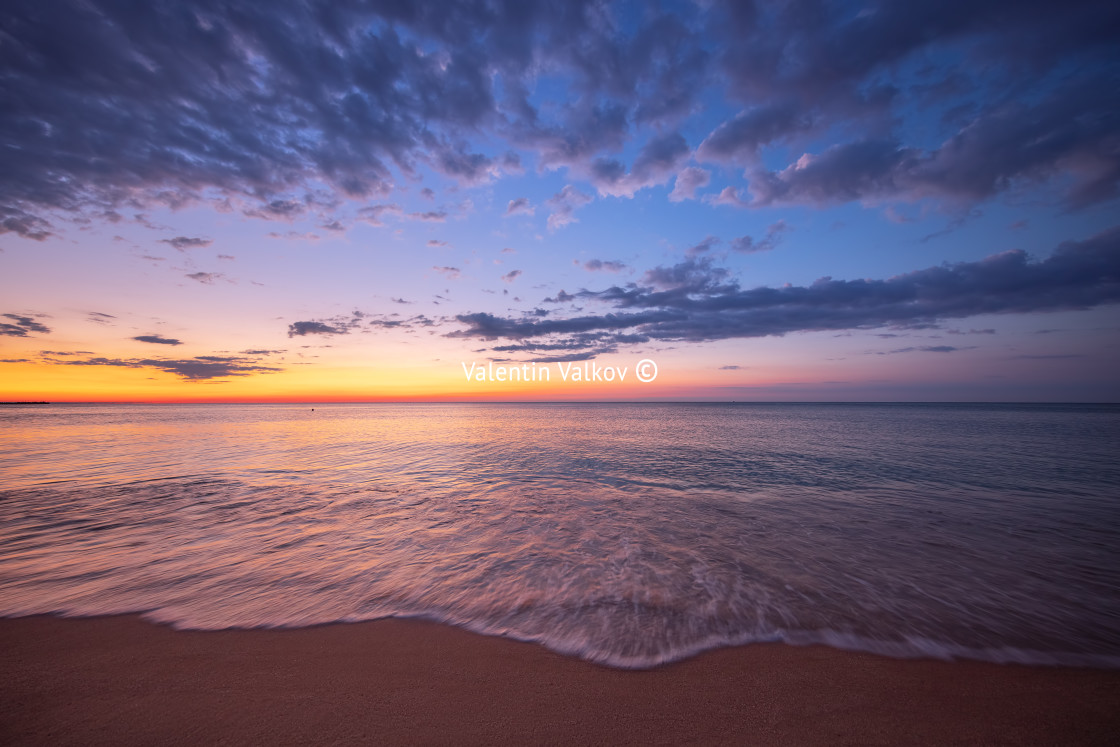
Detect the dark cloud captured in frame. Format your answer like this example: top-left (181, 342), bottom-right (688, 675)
top-left (434, 148), bottom-right (493, 184)
top-left (41, 353), bottom-right (281, 380)
top-left (287, 321), bottom-right (349, 337)
top-left (0, 314), bottom-right (50, 337)
top-left (581, 259), bottom-right (628, 273)
top-left (505, 197), bottom-right (533, 216)
top-left (543, 290), bottom-right (576, 304)
top-left (450, 227), bottom-right (1120, 356)
top-left (185, 272), bottom-right (222, 284)
top-left (589, 132), bottom-right (690, 197)
top-left (686, 235), bottom-right (720, 258)
top-left (729, 220), bottom-right (789, 254)
top-left (408, 211), bottom-right (448, 223)
top-left (132, 334), bottom-right (182, 346)
top-left (87, 312), bottom-right (116, 324)
top-left (0, 207), bottom-right (52, 240)
top-left (876, 345), bottom-right (964, 355)
top-left (160, 236), bottom-right (212, 250)
top-left (745, 77), bottom-right (1120, 210)
top-left (1, 0), bottom-right (1115, 240)
top-left (367, 313), bottom-right (437, 330)
top-left (501, 269), bottom-right (522, 283)
top-left (1, 0), bottom-right (648, 235)
top-left (698, 103), bottom-right (803, 164)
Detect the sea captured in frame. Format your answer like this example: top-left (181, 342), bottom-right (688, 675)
top-left (1, 402), bottom-right (1118, 669)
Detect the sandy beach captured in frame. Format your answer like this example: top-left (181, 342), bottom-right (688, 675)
top-left (1, 615), bottom-right (1117, 745)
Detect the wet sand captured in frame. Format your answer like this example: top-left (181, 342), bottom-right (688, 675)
top-left (2, 614), bottom-right (1117, 745)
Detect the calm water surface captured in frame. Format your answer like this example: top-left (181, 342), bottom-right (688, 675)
top-left (1, 402), bottom-right (1118, 668)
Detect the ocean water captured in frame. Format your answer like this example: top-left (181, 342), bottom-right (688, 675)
top-left (1, 402), bottom-right (1118, 669)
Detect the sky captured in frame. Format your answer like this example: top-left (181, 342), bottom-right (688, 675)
top-left (1, 0), bottom-right (1119, 402)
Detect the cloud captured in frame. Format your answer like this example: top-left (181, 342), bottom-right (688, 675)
top-left (0, 206), bottom-right (53, 240)
top-left (366, 313), bottom-right (437, 330)
top-left (358, 204), bottom-right (403, 226)
top-left (160, 236), bottom-right (212, 251)
top-left (427, 239), bottom-right (449, 247)
top-left (433, 147), bottom-right (494, 185)
top-left (267, 231), bottom-right (319, 241)
top-left (449, 227), bottom-right (1120, 356)
top-left (132, 335), bottom-right (182, 346)
top-left (697, 103), bottom-right (803, 164)
top-left (581, 259), bottom-right (628, 273)
top-left (287, 321), bottom-right (347, 337)
top-left (746, 78), bottom-right (1120, 210)
top-left (686, 235), bottom-right (720, 257)
top-left (0, 313), bottom-right (50, 337)
top-left (502, 270), bottom-right (522, 283)
top-left (87, 311), bottom-right (116, 324)
top-left (243, 199), bottom-right (306, 219)
top-left (546, 185), bottom-right (592, 231)
top-left (729, 220), bottom-right (789, 254)
top-left (669, 167), bottom-right (711, 202)
top-left (41, 354), bottom-right (282, 380)
top-left (408, 211), bottom-right (448, 223)
top-left (543, 290), bottom-right (576, 304)
top-left (432, 265), bottom-right (462, 280)
top-left (505, 197), bottom-right (534, 216)
top-left (876, 345), bottom-right (964, 355)
top-left (589, 132), bottom-right (691, 198)
top-left (1, 0), bottom-right (1115, 238)
top-left (707, 186), bottom-right (750, 208)
top-left (185, 272), bottom-right (221, 284)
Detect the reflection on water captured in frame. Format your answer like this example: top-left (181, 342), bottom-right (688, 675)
top-left (1, 403), bottom-right (1119, 667)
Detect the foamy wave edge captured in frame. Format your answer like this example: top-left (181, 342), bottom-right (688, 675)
top-left (6, 604), bottom-right (1119, 671)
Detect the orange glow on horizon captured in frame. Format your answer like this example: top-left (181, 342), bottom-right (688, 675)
top-left (0, 358), bottom-right (742, 403)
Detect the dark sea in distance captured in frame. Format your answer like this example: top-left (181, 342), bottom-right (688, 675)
top-left (1, 402), bottom-right (1118, 668)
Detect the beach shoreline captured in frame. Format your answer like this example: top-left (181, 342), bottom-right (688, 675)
top-left (2, 615), bottom-right (1117, 745)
